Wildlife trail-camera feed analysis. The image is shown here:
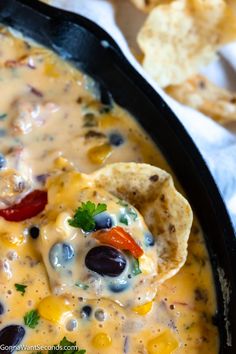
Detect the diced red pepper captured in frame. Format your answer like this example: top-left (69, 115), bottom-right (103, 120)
top-left (93, 226), bottom-right (144, 258)
top-left (0, 190), bottom-right (47, 222)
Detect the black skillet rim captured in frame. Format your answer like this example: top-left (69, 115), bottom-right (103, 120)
top-left (0, 0), bottom-right (235, 352)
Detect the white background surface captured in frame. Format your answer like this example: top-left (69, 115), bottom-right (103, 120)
top-left (50, 0), bottom-right (236, 228)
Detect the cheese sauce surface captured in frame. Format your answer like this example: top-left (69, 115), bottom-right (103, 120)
top-left (0, 27), bottom-right (219, 354)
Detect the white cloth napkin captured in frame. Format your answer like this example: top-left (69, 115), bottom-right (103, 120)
top-left (50, 0), bottom-right (236, 228)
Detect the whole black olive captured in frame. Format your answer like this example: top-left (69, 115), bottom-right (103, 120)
top-left (49, 242), bottom-right (74, 269)
top-left (0, 325), bottom-right (25, 353)
top-left (29, 226), bottom-right (40, 239)
top-left (109, 132), bottom-right (124, 147)
top-left (94, 212), bottom-right (113, 230)
top-left (144, 232), bottom-right (155, 247)
top-left (109, 280), bottom-right (129, 293)
top-left (80, 305), bottom-right (92, 319)
top-left (85, 246), bottom-right (126, 277)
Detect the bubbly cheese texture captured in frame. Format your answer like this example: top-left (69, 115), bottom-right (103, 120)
top-left (0, 27), bottom-right (219, 354)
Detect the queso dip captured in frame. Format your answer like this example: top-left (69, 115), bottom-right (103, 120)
top-left (0, 27), bottom-right (218, 354)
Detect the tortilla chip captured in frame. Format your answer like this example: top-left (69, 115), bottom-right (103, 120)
top-left (130, 0), bottom-right (171, 12)
top-left (166, 74), bottom-right (236, 124)
top-left (92, 163), bottom-right (193, 283)
top-left (137, 0), bottom-right (236, 87)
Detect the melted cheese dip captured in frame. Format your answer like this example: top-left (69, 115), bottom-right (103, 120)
top-left (0, 27), bottom-right (219, 353)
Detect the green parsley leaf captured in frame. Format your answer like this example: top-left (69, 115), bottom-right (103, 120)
top-left (119, 214), bottom-right (129, 225)
top-left (49, 336), bottom-right (86, 354)
top-left (68, 201), bottom-right (107, 232)
top-left (117, 199), bottom-right (138, 224)
top-left (132, 258), bottom-right (142, 276)
top-left (117, 199), bottom-right (128, 207)
top-left (24, 309), bottom-right (40, 329)
top-left (15, 283), bottom-right (27, 296)
top-left (75, 281), bottom-right (89, 290)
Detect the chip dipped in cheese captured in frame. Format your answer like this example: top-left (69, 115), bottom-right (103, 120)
top-left (37, 170), bottom-right (159, 307)
top-left (34, 161), bottom-right (192, 308)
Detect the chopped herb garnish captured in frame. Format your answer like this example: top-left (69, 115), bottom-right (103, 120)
top-left (127, 207), bottom-right (138, 221)
top-left (119, 214), bottom-right (129, 226)
top-left (118, 201), bottom-right (138, 225)
top-left (49, 336), bottom-right (86, 354)
top-left (132, 258), bottom-right (142, 276)
top-left (75, 281), bottom-right (89, 290)
top-left (117, 199), bottom-right (128, 207)
top-left (24, 309), bottom-right (40, 329)
top-left (0, 113), bottom-right (7, 120)
top-left (68, 201), bottom-right (107, 232)
top-left (15, 283), bottom-right (27, 296)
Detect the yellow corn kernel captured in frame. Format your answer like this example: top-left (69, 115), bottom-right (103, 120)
top-left (92, 333), bottom-right (112, 348)
top-left (38, 296), bottom-right (71, 324)
top-left (87, 144), bottom-right (112, 164)
top-left (44, 62), bottom-right (60, 78)
top-left (54, 156), bottom-right (72, 170)
top-left (99, 115), bottom-right (120, 128)
top-left (0, 232), bottom-right (25, 247)
top-left (139, 254), bottom-right (156, 275)
top-left (133, 301), bottom-right (153, 316)
top-left (147, 331), bottom-right (178, 354)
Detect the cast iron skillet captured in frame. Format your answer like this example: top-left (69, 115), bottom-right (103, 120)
top-left (0, 0), bottom-right (235, 352)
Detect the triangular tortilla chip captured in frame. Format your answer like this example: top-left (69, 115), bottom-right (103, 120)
top-left (92, 163), bottom-right (193, 282)
top-left (137, 0), bottom-right (236, 87)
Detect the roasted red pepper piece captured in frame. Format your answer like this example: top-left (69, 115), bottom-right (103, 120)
top-left (93, 226), bottom-right (144, 258)
top-left (0, 190), bottom-right (47, 222)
